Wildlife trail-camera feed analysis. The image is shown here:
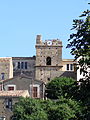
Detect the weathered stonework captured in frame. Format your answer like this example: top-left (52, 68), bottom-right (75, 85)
top-left (35, 35), bottom-right (76, 83)
top-left (35, 35), bottom-right (64, 83)
top-left (0, 90), bottom-right (29, 120)
top-left (12, 57), bottom-right (35, 80)
top-left (0, 57), bottom-right (13, 80)
top-left (0, 35), bottom-right (76, 83)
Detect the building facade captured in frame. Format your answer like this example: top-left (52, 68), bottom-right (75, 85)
top-left (0, 35), bottom-right (76, 83)
top-left (0, 90), bottom-right (29, 120)
top-left (0, 57), bottom-right (13, 81)
top-left (12, 56), bottom-right (35, 79)
top-left (35, 35), bottom-right (76, 83)
top-left (0, 74), bottom-right (44, 99)
top-left (0, 35), bottom-right (77, 120)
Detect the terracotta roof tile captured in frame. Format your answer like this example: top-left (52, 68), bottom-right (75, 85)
top-left (0, 90), bottom-right (30, 97)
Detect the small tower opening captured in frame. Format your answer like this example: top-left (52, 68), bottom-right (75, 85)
top-left (46, 57), bottom-right (51, 65)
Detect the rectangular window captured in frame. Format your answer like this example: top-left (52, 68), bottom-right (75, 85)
top-left (25, 62), bottom-right (27, 69)
top-left (6, 85), bottom-right (16, 91)
top-left (18, 62), bottom-right (20, 69)
top-left (66, 64), bottom-right (69, 70)
top-left (21, 62), bottom-right (24, 69)
top-left (1, 73), bottom-right (5, 80)
top-left (70, 64), bottom-right (73, 70)
top-left (5, 98), bottom-right (12, 110)
top-left (8, 87), bottom-right (14, 91)
top-left (33, 87), bottom-right (38, 98)
top-left (30, 84), bottom-right (39, 98)
top-left (66, 64), bottom-right (73, 71)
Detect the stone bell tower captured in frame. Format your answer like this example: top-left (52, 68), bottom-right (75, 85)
top-left (35, 35), bottom-right (63, 83)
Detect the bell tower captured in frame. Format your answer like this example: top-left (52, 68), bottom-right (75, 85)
top-left (35, 35), bottom-right (63, 83)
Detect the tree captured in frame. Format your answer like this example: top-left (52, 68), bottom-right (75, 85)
top-left (67, 9), bottom-right (90, 78)
top-left (66, 9), bottom-right (90, 119)
top-left (47, 97), bottom-right (82, 120)
top-left (12, 97), bottom-right (82, 120)
top-left (46, 77), bottom-right (78, 99)
top-left (12, 97), bottom-right (48, 120)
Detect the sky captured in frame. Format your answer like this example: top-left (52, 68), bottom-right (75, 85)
top-left (0, 0), bottom-right (89, 58)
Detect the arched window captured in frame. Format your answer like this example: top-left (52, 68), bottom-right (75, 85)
top-left (46, 57), bottom-right (51, 65)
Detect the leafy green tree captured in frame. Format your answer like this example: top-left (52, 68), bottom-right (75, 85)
top-left (12, 97), bottom-right (48, 120)
top-left (12, 97), bottom-right (83, 120)
top-left (46, 77), bottom-right (78, 99)
top-left (47, 97), bottom-right (82, 120)
top-left (66, 9), bottom-right (90, 119)
top-left (67, 9), bottom-right (90, 77)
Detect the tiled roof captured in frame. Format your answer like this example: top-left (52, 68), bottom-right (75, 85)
top-left (0, 73), bottom-right (44, 84)
top-left (0, 90), bottom-right (30, 97)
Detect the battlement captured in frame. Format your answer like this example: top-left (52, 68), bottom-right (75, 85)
top-left (36, 35), bottom-right (62, 47)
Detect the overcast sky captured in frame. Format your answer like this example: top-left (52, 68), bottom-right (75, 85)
top-left (0, 0), bottom-right (89, 58)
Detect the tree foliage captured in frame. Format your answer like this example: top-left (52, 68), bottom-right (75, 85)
top-left (12, 97), bottom-right (82, 120)
top-left (12, 97), bottom-right (48, 120)
top-left (67, 9), bottom-right (90, 77)
top-left (46, 77), bottom-right (78, 99)
top-left (47, 97), bottom-right (82, 120)
top-left (66, 9), bottom-right (90, 119)
top-left (11, 7), bottom-right (90, 120)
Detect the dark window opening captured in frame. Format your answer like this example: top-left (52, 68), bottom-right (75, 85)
top-left (1, 73), bottom-right (5, 80)
top-left (46, 57), bottom-right (51, 65)
top-left (21, 62), bottom-right (24, 69)
top-left (67, 64), bottom-right (69, 70)
top-left (47, 78), bottom-right (50, 81)
top-left (8, 87), bottom-right (14, 91)
top-left (25, 62), bottom-right (27, 69)
top-left (5, 98), bottom-right (12, 110)
top-left (18, 62), bottom-right (20, 69)
top-left (70, 64), bottom-right (73, 70)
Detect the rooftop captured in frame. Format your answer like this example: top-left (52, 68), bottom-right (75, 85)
top-left (0, 90), bottom-right (30, 98)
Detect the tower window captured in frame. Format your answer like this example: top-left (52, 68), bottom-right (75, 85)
top-left (46, 57), bottom-right (51, 65)
top-left (47, 78), bottom-right (50, 81)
